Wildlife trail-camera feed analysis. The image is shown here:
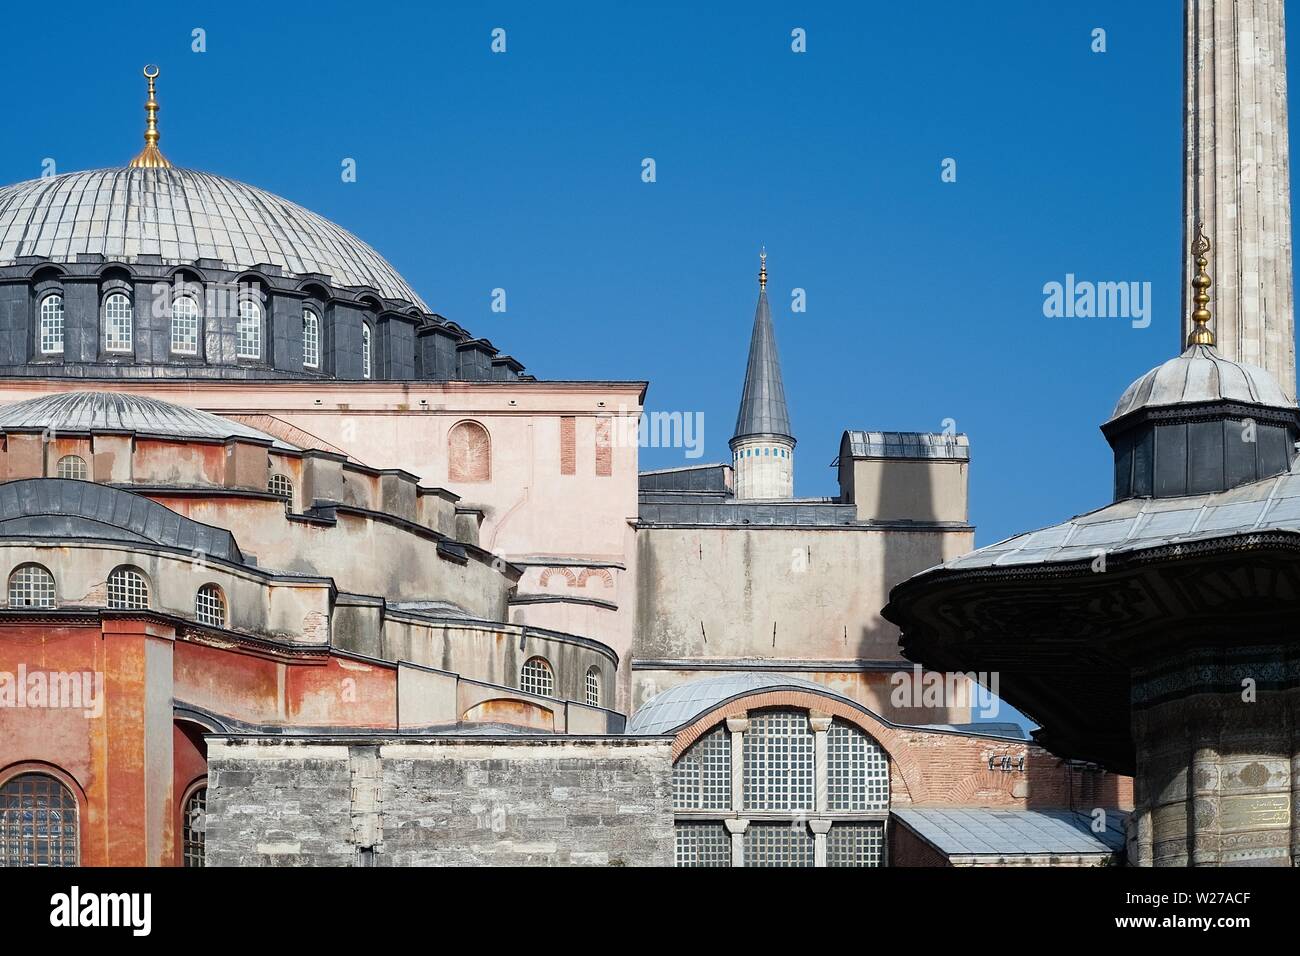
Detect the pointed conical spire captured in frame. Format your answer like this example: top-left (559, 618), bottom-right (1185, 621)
top-left (732, 249), bottom-right (793, 443)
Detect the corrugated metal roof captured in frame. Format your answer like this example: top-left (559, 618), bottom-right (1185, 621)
top-left (1109, 344), bottom-right (1292, 422)
top-left (842, 431), bottom-right (970, 461)
top-left (0, 392), bottom-right (296, 449)
top-left (892, 808), bottom-right (1126, 857)
top-left (733, 289), bottom-right (793, 442)
top-left (925, 464), bottom-right (1300, 573)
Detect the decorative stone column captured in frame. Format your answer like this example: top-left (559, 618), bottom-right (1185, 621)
top-left (726, 715), bottom-right (749, 814)
top-left (1184, 0), bottom-right (1296, 399)
top-left (809, 818), bottom-right (832, 867)
top-left (724, 818), bottom-right (749, 867)
top-left (809, 711), bottom-right (832, 814)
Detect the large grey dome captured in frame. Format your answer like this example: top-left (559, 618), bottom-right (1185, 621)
top-left (0, 167), bottom-right (427, 308)
top-left (1108, 343), bottom-right (1293, 423)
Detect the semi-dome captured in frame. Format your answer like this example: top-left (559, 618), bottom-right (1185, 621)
top-left (0, 391), bottom-right (295, 448)
top-left (0, 167), bottom-right (427, 309)
top-left (1108, 343), bottom-right (1293, 424)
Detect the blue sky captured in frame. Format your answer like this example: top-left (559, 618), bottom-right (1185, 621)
top-left (0, 1), bottom-right (1231, 547)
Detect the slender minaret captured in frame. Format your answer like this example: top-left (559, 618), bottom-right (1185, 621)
top-left (1183, 0), bottom-right (1295, 399)
top-left (730, 250), bottom-right (795, 499)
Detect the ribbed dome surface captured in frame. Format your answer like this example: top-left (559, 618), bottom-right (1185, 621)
top-left (0, 167), bottom-right (426, 308)
top-left (1109, 344), bottom-right (1293, 422)
top-left (0, 391), bottom-right (295, 448)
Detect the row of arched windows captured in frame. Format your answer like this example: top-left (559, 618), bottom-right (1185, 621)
top-left (518, 656), bottom-right (602, 708)
top-left (0, 772), bottom-right (207, 867)
top-left (5, 563), bottom-right (227, 626)
top-left (35, 293), bottom-right (371, 377)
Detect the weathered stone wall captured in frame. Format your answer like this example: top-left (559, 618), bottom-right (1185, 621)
top-left (205, 736), bottom-right (674, 866)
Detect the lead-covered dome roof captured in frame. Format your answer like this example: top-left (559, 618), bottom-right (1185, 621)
top-left (1108, 343), bottom-right (1293, 423)
top-left (0, 167), bottom-right (426, 309)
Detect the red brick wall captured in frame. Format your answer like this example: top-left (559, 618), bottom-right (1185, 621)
top-left (560, 417), bottom-right (575, 476)
top-left (890, 821), bottom-right (952, 867)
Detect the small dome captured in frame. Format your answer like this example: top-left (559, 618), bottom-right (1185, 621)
top-left (1108, 344), bottom-right (1293, 423)
top-left (0, 167), bottom-right (426, 308)
top-left (0, 391), bottom-right (296, 448)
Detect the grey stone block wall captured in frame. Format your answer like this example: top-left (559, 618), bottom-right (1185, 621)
top-left (206, 736), bottom-right (675, 867)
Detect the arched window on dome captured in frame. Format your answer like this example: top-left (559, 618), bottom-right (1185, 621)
top-left (8, 564), bottom-right (55, 609)
top-left (194, 584), bottom-right (226, 628)
top-left (362, 324), bottom-right (372, 380)
top-left (448, 421), bottom-right (491, 482)
top-left (103, 292), bottom-right (133, 352)
top-left (585, 666), bottom-right (601, 707)
top-left (107, 566), bottom-right (149, 610)
top-left (237, 299), bottom-right (262, 359)
top-left (39, 294), bottom-right (64, 355)
top-left (171, 295), bottom-right (200, 355)
top-left (303, 310), bottom-right (320, 369)
top-left (56, 455), bottom-right (87, 480)
top-left (520, 657), bottom-right (554, 698)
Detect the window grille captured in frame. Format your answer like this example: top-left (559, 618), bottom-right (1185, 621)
top-left (520, 656), bottom-right (553, 697)
top-left (183, 787), bottom-right (206, 867)
top-left (675, 822), bottom-right (730, 867)
top-left (237, 299), bottom-right (261, 358)
top-left (303, 310), bottom-right (320, 368)
top-left (56, 455), bottom-right (87, 480)
top-left (40, 295), bottom-right (64, 354)
top-left (268, 474), bottom-right (293, 499)
top-left (828, 720), bottom-right (890, 811)
top-left (743, 711), bottom-right (814, 811)
top-left (0, 774), bottom-right (78, 866)
top-left (8, 565), bottom-right (55, 608)
top-left (107, 567), bottom-right (148, 609)
top-left (743, 822), bottom-right (814, 867)
top-left (171, 295), bottom-right (199, 354)
top-left (585, 667), bottom-right (601, 707)
top-left (195, 584), bottom-right (226, 627)
top-left (672, 724), bottom-right (731, 811)
top-left (826, 822), bottom-right (885, 867)
top-left (104, 292), bottom-right (133, 351)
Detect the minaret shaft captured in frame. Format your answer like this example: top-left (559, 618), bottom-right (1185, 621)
top-left (1183, 0), bottom-right (1295, 399)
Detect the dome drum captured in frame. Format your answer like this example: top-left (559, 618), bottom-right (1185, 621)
top-left (0, 255), bottom-right (520, 383)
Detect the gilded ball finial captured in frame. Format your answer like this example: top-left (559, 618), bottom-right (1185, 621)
top-left (129, 64), bottom-right (172, 169)
top-left (1186, 221), bottom-right (1215, 347)
top-left (759, 246), bottom-right (767, 291)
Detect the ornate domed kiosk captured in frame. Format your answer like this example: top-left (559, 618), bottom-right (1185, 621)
top-left (885, 230), bottom-right (1300, 866)
top-left (0, 67), bottom-right (525, 383)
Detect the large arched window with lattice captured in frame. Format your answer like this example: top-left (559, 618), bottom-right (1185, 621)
top-left (671, 708), bottom-right (889, 868)
top-left (237, 299), bottom-right (262, 359)
top-left (448, 421), bottom-right (491, 482)
top-left (171, 295), bottom-right (200, 355)
top-left (103, 292), bottom-right (133, 352)
top-left (0, 773), bottom-right (79, 866)
top-left (361, 324), bottom-right (372, 379)
top-left (56, 455), bottom-right (87, 480)
top-left (303, 310), bottom-right (320, 369)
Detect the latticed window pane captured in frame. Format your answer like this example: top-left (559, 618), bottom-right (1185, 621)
top-left (171, 296), bottom-right (200, 354)
top-left (40, 295), bottom-right (64, 354)
top-left (743, 711), bottom-right (814, 811)
top-left (520, 657), bottom-right (553, 697)
top-left (268, 474), bottom-right (293, 499)
top-left (585, 667), bottom-right (601, 707)
top-left (827, 822), bottom-right (885, 867)
top-left (362, 325), bottom-right (372, 379)
top-left (672, 724), bottom-right (731, 811)
top-left (56, 455), bottom-right (87, 480)
top-left (828, 720), bottom-right (890, 811)
top-left (0, 774), bottom-right (78, 866)
top-left (675, 822), bottom-right (729, 867)
top-left (107, 567), bottom-right (148, 609)
top-left (195, 585), bottom-right (226, 627)
top-left (303, 310), bottom-right (319, 368)
top-left (183, 787), bottom-right (206, 868)
top-left (8, 565), bottom-right (55, 608)
top-left (104, 292), bottom-right (133, 351)
top-left (237, 300), bottom-right (261, 358)
top-left (743, 822), bottom-right (814, 867)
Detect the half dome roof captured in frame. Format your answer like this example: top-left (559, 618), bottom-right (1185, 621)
top-left (1108, 343), bottom-right (1293, 423)
top-left (0, 391), bottom-right (296, 449)
top-left (0, 167), bottom-right (426, 308)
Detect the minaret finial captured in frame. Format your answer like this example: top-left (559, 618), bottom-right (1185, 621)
top-left (759, 247), bottom-right (767, 291)
top-left (129, 65), bottom-right (172, 169)
top-left (1186, 221), bottom-right (1214, 347)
